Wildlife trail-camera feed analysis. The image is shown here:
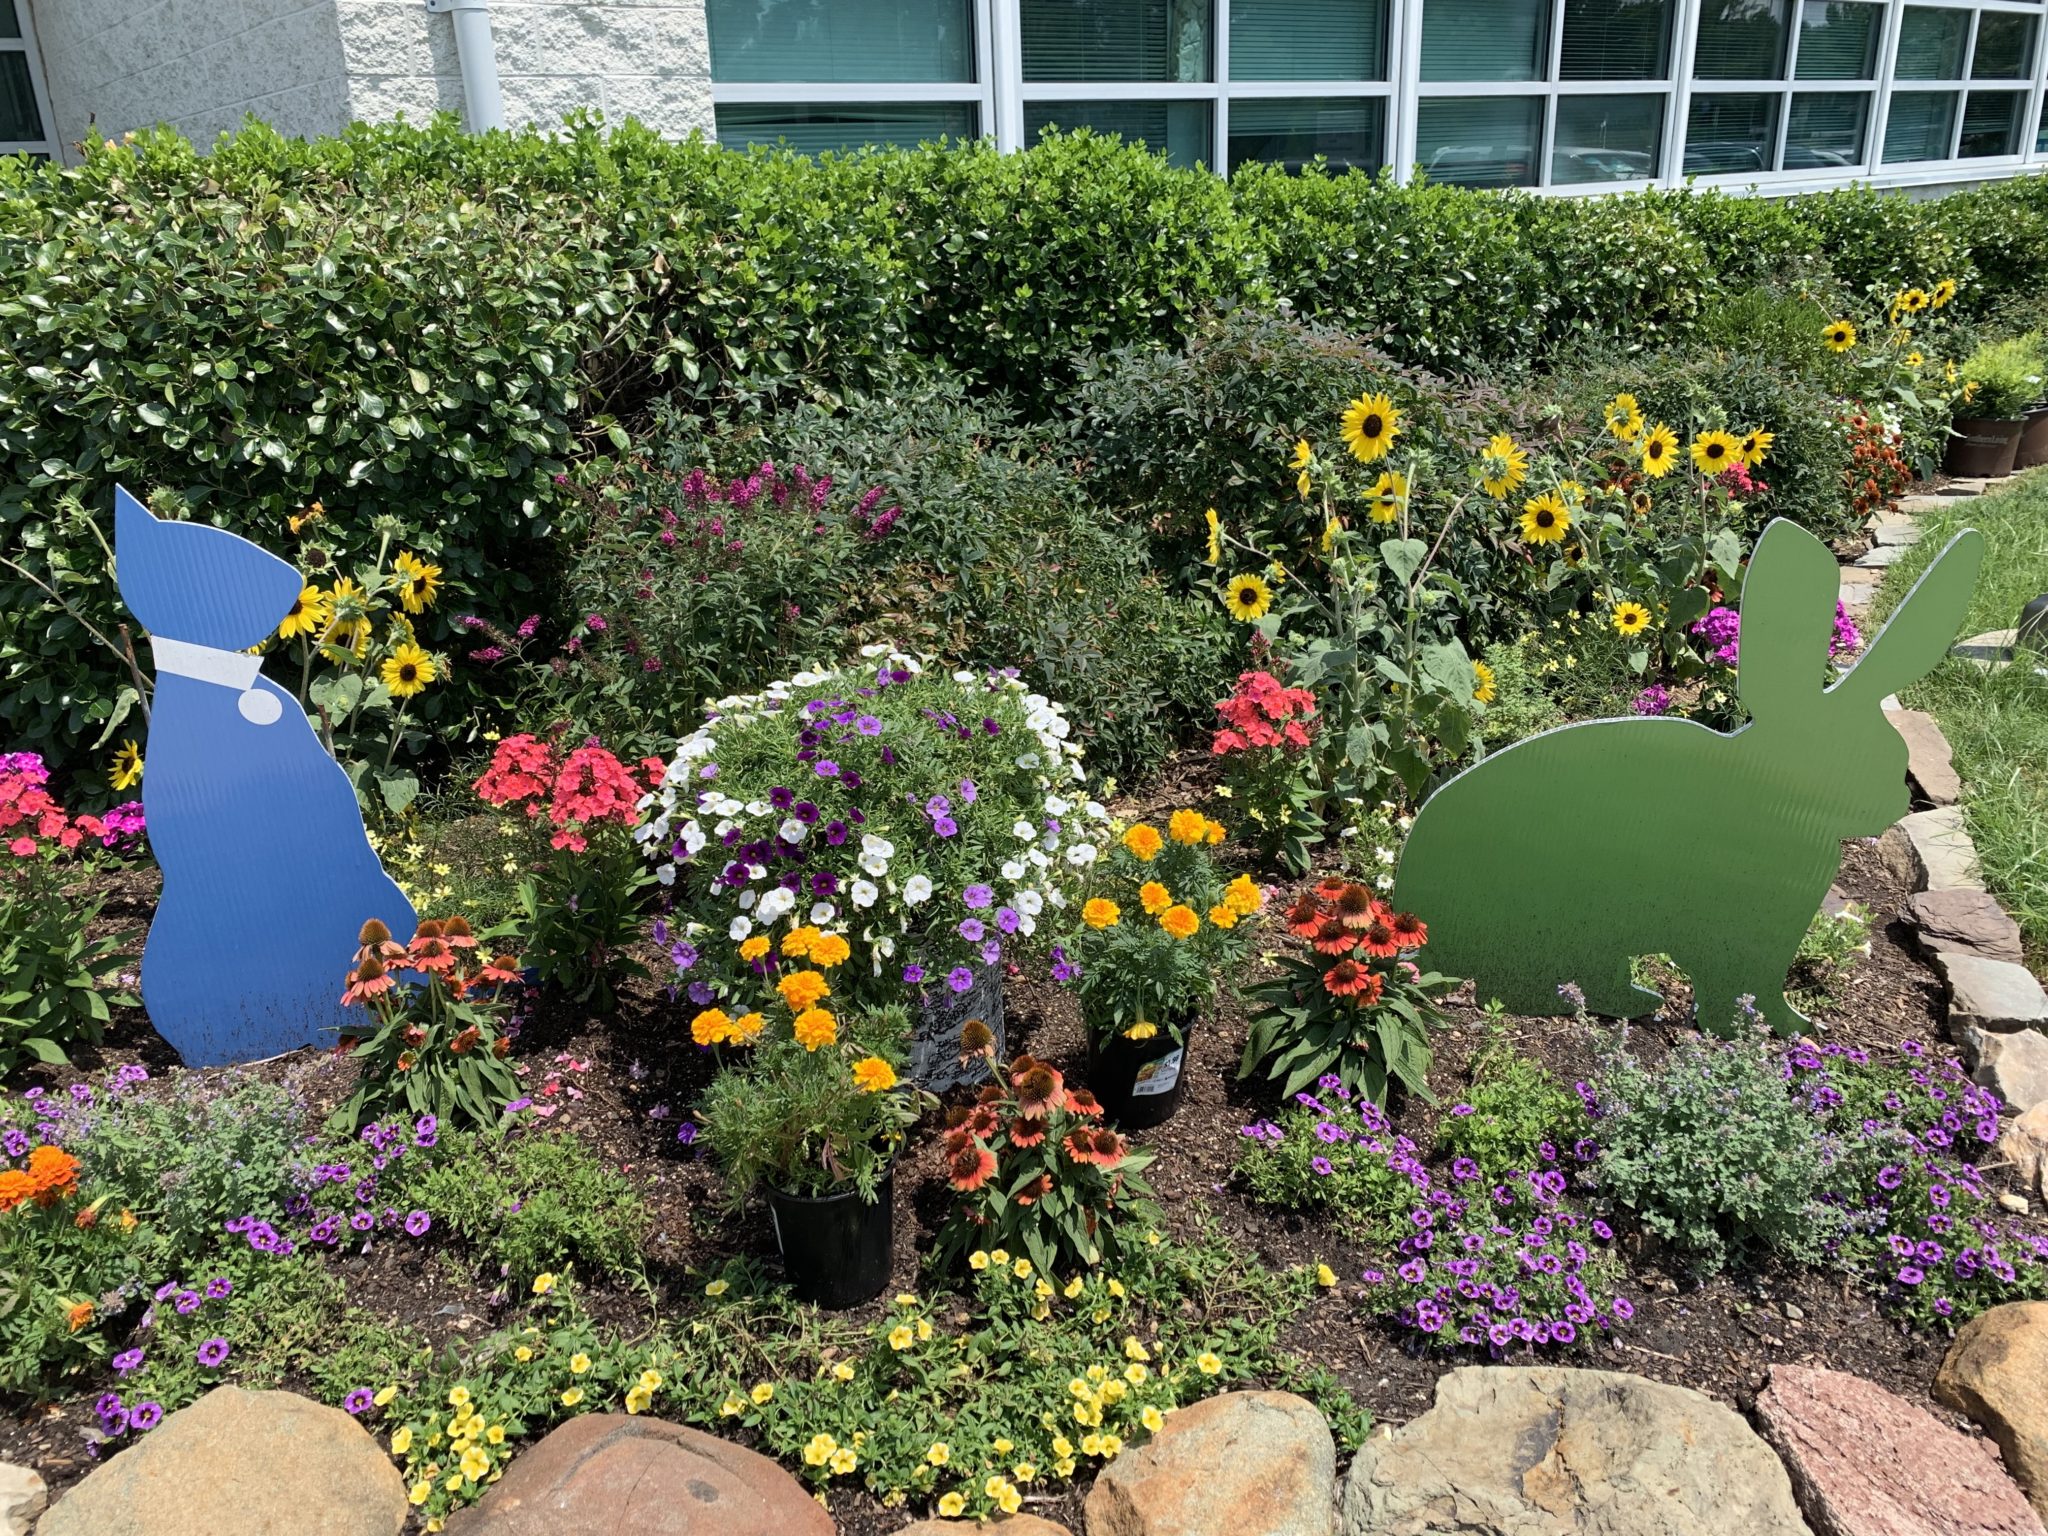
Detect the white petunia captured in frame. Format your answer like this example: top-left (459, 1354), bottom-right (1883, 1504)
top-left (746, 800), bottom-right (771, 817)
top-left (1066, 843), bottom-right (1097, 866)
top-left (1001, 860), bottom-right (1027, 882)
top-left (810, 902), bottom-right (836, 925)
top-left (874, 934), bottom-right (896, 958)
top-left (1085, 800), bottom-right (1109, 821)
top-left (1013, 889), bottom-right (1043, 916)
top-left (738, 889), bottom-right (758, 910)
top-left (1016, 753), bottom-right (1041, 769)
top-left (1012, 820), bottom-right (1037, 841)
top-left (779, 818), bottom-right (807, 845)
top-left (904, 874), bottom-right (934, 905)
top-left (860, 851), bottom-right (891, 877)
top-left (656, 865), bottom-right (676, 887)
top-left (851, 879), bottom-right (879, 909)
top-left (1046, 888), bottom-right (1067, 908)
top-left (1018, 913), bottom-right (1037, 937)
top-left (681, 823), bottom-right (707, 856)
top-left (1044, 795), bottom-right (1071, 816)
top-left (758, 888), bottom-right (797, 921)
top-left (1028, 849), bottom-right (1051, 870)
top-left (728, 915), bottom-right (753, 941)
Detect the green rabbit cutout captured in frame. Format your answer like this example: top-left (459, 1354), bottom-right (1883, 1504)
top-left (1392, 518), bottom-right (1984, 1033)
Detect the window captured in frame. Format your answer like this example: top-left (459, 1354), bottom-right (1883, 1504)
top-left (1232, 0), bottom-right (1387, 81)
top-left (1694, 0), bottom-right (1792, 79)
top-left (716, 102), bottom-right (980, 153)
top-left (1687, 0), bottom-right (1886, 175)
top-left (1881, 4), bottom-right (2040, 165)
top-left (1228, 97), bottom-right (1386, 171)
top-left (1553, 93), bottom-right (1667, 182)
top-left (1795, 2), bottom-right (1882, 78)
top-left (1416, 97), bottom-right (1543, 186)
top-left (1022, 99), bottom-right (1214, 164)
top-left (1022, 0), bottom-right (1213, 83)
top-left (0, 0), bottom-right (53, 158)
top-left (1882, 88), bottom-right (1959, 159)
top-left (1686, 92), bottom-right (1782, 171)
top-left (1958, 89), bottom-right (2027, 155)
top-left (1970, 12), bottom-right (2038, 77)
top-left (1422, 0), bottom-right (1549, 81)
top-left (1894, 6), bottom-right (1969, 78)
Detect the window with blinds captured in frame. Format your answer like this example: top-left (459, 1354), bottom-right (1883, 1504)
top-left (1785, 90), bottom-right (1869, 164)
top-left (1021, 0), bottom-right (1214, 83)
top-left (1231, 0), bottom-right (1388, 81)
top-left (1894, 7), bottom-right (1967, 79)
top-left (706, 0), bottom-right (976, 83)
top-left (1022, 100), bottom-right (1214, 165)
top-left (1415, 97), bottom-right (1543, 185)
top-left (1552, 94), bottom-right (1665, 180)
top-left (1560, 0), bottom-right (1677, 81)
top-left (1971, 13), bottom-right (2037, 79)
top-left (0, 0), bottom-right (47, 149)
top-left (1794, 2), bottom-right (1882, 79)
top-left (715, 103), bottom-right (980, 154)
top-left (1684, 91), bottom-right (1780, 170)
top-left (1694, 0), bottom-right (1792, 80)
top-left (1420, 0), bottom-right (1549, 81)
top-left (1881, 89), bottom-right (1958, 158)
top-left (1959, 89), bottom-right (2025, 155)
top-left (1228, 97), bottom-right (1386, 169)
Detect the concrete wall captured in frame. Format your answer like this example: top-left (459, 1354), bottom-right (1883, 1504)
top-left (27, 0), bottom-right (713, 163)
top-left (28, 0), bottom-right (352, 161)
top-left (339, 1), bottom-right (713, 141)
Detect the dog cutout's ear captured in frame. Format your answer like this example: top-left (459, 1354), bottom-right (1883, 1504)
top-left (115, 484), bottom-right (301, 651)
top-left (1735, 519), bottom-right (1842, 725)
top-left (1836, 528), bottom-right (1986, 705)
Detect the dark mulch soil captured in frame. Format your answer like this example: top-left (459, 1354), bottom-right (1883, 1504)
top-left (1, 775), bottom-right (2031, 1533)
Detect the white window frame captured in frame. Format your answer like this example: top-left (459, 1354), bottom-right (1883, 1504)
top-left (1, 0), bottom-right (57, 159)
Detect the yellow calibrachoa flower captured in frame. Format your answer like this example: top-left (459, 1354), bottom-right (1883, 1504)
top-left (1478, 433), bottom-right (1529, 499)
top-left (277, 585), bottom-right (333, 641)
top-left (391, 1425), bottom-right (414, 1454)
top-left (1518, 492), bottom-right (1570, 546)
top-left (851, 1056), bottom-right (898, 1093)
top-left (888, 1324), bottom-right (915, 1351)
top-left (448, 1386), bottom-right (473, 1407)
top-left (1122, 823), bottom-right (1164, 861)
top-left (751, 1382), bottom-right (775, 1404)
top-left (1339, 391), bottom-right (1401, 463)
top-left (380, 643), bottom-right (436, 699)
top-left (968, 1250), bottom-right (990, 1270)
top-left (938, 1493), bottom-right (967, 1518)
top-left (560, 1387), bottom-right (584, 1407)
top-left (1138, 881), bottom-right (1172, 916)
top-left (1824, 319), bottom-right (1857, 351)
top-left (1141, 1404), bottom-right (1166, 1432)
top-left (1610, 601), bottom-right (1652, 637)
top-left (1224, 573), bottom-right (1274, 623)
top-left (570, 1353), bottom-right (591, 1374)
top-left (927, 1442), bottom-right (951, 1466)
top-left (829, 1448), bottom-right (858, 1476)
top-left (1316, 1262), bottom-right (1338, 1287)
top-left (1083, 897), bottom-right (1121, 929)
top-left (393, 551), bottom-right (441, 614)
top-left (1197, 1351), bottom-right (1223, 1375)
top-left (705, 1278), bottom-right (730, 1296)
top-left (720, 1394), bottom-right (745, 1416)
top-left (1124, 1336), bottom-right (1151, 1362)
top-left (803, 1433), bottom-right (838, 1467)
top-left (1638, 423), bottom-right (1680, 478)
top-left (1689, 429), bottom-right (1742, 474)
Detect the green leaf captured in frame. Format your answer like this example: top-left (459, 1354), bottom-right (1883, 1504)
top-left (1379, 538), bottom-right (1428, 588)
top-left (378, 773), bottom-right (420, 816)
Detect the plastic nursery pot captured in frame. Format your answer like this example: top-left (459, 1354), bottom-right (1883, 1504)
top-left (1943, 417), bottom-right (2025, 479)
top-left (765, 1165), bottom-right (895, 1309)
top-left (1087, 1021), bottom-right (1193, 1131)
top-left (910, 960), bottom-right (1005, 1095)
top-left (2015, 406), bottom-right (2048, 471)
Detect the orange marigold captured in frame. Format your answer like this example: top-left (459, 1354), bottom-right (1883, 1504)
top-left (778, 969), bottom-right (830, 1011)
top-left (1082, 898), bottom-right (1121, 929)
top-left (793, 1007), bottom-right (838, 1051)
top-left (809, 933), bottom-right (851, 968)
top-left (1122, 825), bottom-right (1164, 862)
top-left (66, 1301), bottom-right (94, 1333)
top-left (1159, 904), bottom-right (1200, 940)
top-left (1166, 809), bottom-right (1207, 845)
top-left (1138, 882), bottom-right (1172, 916)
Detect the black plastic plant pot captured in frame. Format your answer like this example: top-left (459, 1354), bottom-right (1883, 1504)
top-left (1087, 1026), bottom-right (1192, 1130)
top-left (2015, 406), bottom-right (2048, 471)
top-left (1944, 417), bottom-right (2024, 478)
top-left (766, 1167), bottom-right (894, 1309)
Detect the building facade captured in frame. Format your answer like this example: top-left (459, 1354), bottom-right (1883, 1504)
top-left (7, 0), bottom-right (2047, 198)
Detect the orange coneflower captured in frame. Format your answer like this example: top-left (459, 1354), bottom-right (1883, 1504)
top-left (1009, 1116), bottom-right (1047, 1148)
top-left (341, 956), bottom-right (395, 1006)
top-left (354, 918), bottom-right (403, 964)
top-left (1065, 1087), bottom-right (1104, 1119)
top-left (947, 1139), bottom-right (998, 1192)
top-left (402, 1024), bottom-right (426, 1048)
top-left (1334, 883), bottom-right (1379, 931)
top-left (1015, 1173), bottom-right (1054, 1206)
top-left (449, 1025), bottom-right (480, 1055)
top-left (1284, 892), bottom-right (1323, 938)
top-left (1312, 919), bottom-right (1357, 957)
top-left (477, 954), bottom-right (522, 985)
top-left (1324, 958), bottom-right (1375, 997)
top-left (414, 918), bottom-right (445, 940)
top-left (491, 1036), bottom-right (511, 1058)
top-left (440, 915), bottom-right (478, 949)
top-left (1358, 921), bottom-right (1403, 960)
top-left (1012, 1059), bottom-right (1066, 1119)
top-left (396, 1049), bottom-right (418, 1072)
top-left (959, 1018), bottom-right (996, 1066)
top-left (1388, 911), bottom-right (1428, 949)
top-left (408, 935), bottom-right (455, 973)
top-left (1314, 878), bottom-right (1350, 904)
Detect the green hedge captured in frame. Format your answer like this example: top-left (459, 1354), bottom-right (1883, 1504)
top-left (3, 112), bottom-right (2045, 777)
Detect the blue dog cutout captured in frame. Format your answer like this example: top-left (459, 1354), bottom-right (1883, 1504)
top-left (115, 485), bottom-right (416, 1065)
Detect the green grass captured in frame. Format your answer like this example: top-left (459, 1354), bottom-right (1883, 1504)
top-left (1875, 469), bottom-right (2048, 963)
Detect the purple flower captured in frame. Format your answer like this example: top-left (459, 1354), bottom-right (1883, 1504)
top-left (112, 1349), bottom-right (144, 1374)
top-left (676, 1123), bottom-right (699, 1146)
top-left (1611, 1297), bottom-right (1634, 1320)
top-left (959, 779), bottom-right (978, 804)
top-left (404, 1210), bottom-right (431, 1237)
top-left (94, 1392), bottom-right (123, 1421)
top-left (343, 1388), bottom-right (374, 1415)
top-left (351, 1211), bottom-right (375, 1232)
top-left (687, 980), bottom-right (716, 1007)
top-left (205, 1276), bottom-right (232, 1300)
top-left (980, 940), bottom-right (1002, 965)
top-left (1397, 1259), bottom-right (1427, 1283)
top-left (1629, 684), bottom-right (1671, 717)
top-left (995, 907), bottom-right (1020, 934)
top-left (196, 1338), bottom-right (230, 1368)
top-left (933, 816), bottom-right (959, 838)
top-left (962, 884), bottom-right (993, 909)
top-left (129, 1402), bottom-right (163, 1432)
top-left (814, 760), bottom-right (840, 778)
top-left (1311, 1157), bottom-right (1333, 1176)
top-left (946, 966), bottom-right (975, 994)
top-left (903, 963), bottom-right (927, 985)
top-left (959, 918), bottom-right (986, 943)
top-left (855, 715), bottom-right (883, 736)
top-left (770, 786), bottom-right (795, 811)
top-left (1897, 1265), bottom-right (1925, 1286)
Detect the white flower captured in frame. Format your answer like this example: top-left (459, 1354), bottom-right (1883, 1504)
top-left (1018, 913), bottom-right (1037, 936)
top-left (851, 879), bottom-right (879, 909)
top-left (952, 669), bottom-right (977, 684)
top-left (860, 851), bottom-right (891, 877)
top-left (656, 864), bottom-right (676, 887)
top-left (738, 889), bottom-right (758, 910)
top-left (1013, 889), bottom-right (1043, 916)
top-left (1016, 753), bottom-right (1041, 769)
top-left (1044, 795), bottom-right (1071, 816)
top-left (758, 888), bottom-right (797, 921)
top-left (1066, 843), bottom-right (1097, 866)
top-left (874, 934), bottom-right (896, 957)
top-left (746, 799), bottom-right (771, 817)
top-left (904, 875), bottom-right (934, 905)
top-left (810, 902), bottom-right (836, 925)
top-left (1376, 846), bottom-right (1396, 864)
top-left (1012, 819), bottom-right (1037, 841)
top-left (1046, 888), bottom-right (1067, 909)
top-left (1001, 860), bottom-right (1027, 882)
top-left (861, 834), bottom-right (896, 859)
top-left (681, 823), bottom-right (707, 856)
top-left (1027, 849), bottom-right (1051, 870)
top-left (1085, 800), bottom-right (1108, 821)
top-left (631, 823), bottom-right (657, 844)
top-left (779, 818), bottom-right (807, 845)
top-left (728, 915), bottom-right (753, 941)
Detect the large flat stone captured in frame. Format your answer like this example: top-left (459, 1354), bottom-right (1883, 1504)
top-left (442, 1415), bottom-right (832, 1536)
top-left (1341, 1366), bottom-right (1811, 1536)
top-left (1962, 1027), bottom-right (2048, 1115)
top-left (1999, 1103), bottom-right (2048, 1201)
top-left (1887, 709), bottom-right (1961, 806)
top-left (1936, 952), bottom-right (2048, 1035)
top-left (1756, 1364), bottom-right (2044, 1536)
top-left (1841, 566), bottom-right (1886, 589)
top-left (1906, 889), bottom-right (2026, 966)
top-left (1088, 1391), bottom-right (1334, 1536)
top-left (1856, 544), bottom-right (1912, 567)
top-left (1956, 631), bottom-right (2021, 667)
top-left (0, 1466), bottom-right (45, 1536)
top-left (1872, 521), bottom-right (1925, 547)
top-left (1938, 1304), bottom-right (2048, 1522)
top-left (1881, 807), bottom-right (1982, 892)
top-left (1940, 479), bottom-right (1991, 496)
top-left (1894, 495), bottom-right (1952, 515)
top-left (38, 1386), bottom-right (405, 1536)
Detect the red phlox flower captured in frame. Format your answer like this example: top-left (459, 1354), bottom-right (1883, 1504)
top-left (475, 734), bottom-right (556, 810)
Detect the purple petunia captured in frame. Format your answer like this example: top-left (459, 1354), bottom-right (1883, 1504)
top-left (112, 1349), bottom-right (144, 1374)
top-left (962, 884), bottom-right (993, 909)
top-left (205, 1276), bottom-right (232, 1300)
top-left (958, 918), bottom-right (986, 943)
top-left (343, 1388), bottom-right (374, 1415)
top-left (903, 963), bottom-right (927, 985)
top-left (946, 966), bottom-right (975, 994)
top-left (129, 1402), bottom-right (163, 1432)
top-left (196, 1338), bottom-right (230, 1368)
top-left (404, 1210), bottom-right (431, 1237)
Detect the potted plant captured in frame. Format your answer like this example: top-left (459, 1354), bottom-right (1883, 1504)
top-left (643, 648), bottom-right (1094, 1091)
top-left (1947, 337), bottom-right (2045, 478)
top-left (2012, 332), bottom-right (2048, 470)
top-left (695, 999), bottom-right (927, 1308)
top-left (1062, 808), bottom-right (1265, 1127)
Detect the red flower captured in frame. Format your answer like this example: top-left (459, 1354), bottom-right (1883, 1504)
top-left (1324, 959), bottom-right (1380, 999)
top-left (1311, 919), bottom-right (1357, 957)
top-left (1388, 911), bottom-right (1428, 949)
top-left (409, 936), bottom-right (455, 973)
top-left (439, 916), bottom-right (478, 949)
top-left (1283, 892), bottom-right (1323, 938)
top-left (1358, 921), bottom-right (1402, 959)
top-left (449, 1025), bottom-right (480, 1055)
top-left (340, 957), bottom-right (395, 1007)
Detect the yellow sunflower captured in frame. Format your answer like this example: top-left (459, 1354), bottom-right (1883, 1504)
top-left (276, 584), bottom-right (332, 641)
top-left (1291, 438), bottom-right (1314, 498)
top-left (1930, 278), bottom-right (1957, 309)
top-left (380, 642), bottom-right (437, 699)
top-left (1478, 434), bottom-right (1529, 499)
top-left (287, 500), bottom-right (325, 535)
top-left (325, 576), bottom-right (373, 655)
top-left (1320, 515), bottom-right (1341, 555)
top-left (1689, 429), bottom-right (1742, 475)
top-left (1823, 320), bottom-right (1857, 352)
top-left (1893, 287), bottom-right (1930, 317)
top-left (1339, 392), bottom-right (1402, 464)
top-left (1204, 508), bottom-right (1221, 565)
top-left (1472, 660), bottom-right (1496, 705)
top-left (1224, 573), bottom-right (1274, 623)
top-left (393, 551), bottom-right (441, 615)
top-left (1629, 489), bottom-right (1653, 518)
top-left (1367, 470), bottom-right (1409, 524)
top-left (1517, 492), bottom-right (1570, 545)
top-left (1638, 423), bottom-right (1680, 478)
top-left (1738, 429), bottom-right (1774, 467)
top-left (109, 740), bottom-right (143, 792)
top-left (1610, 601), bottom-right (1652, 637)
top-left (1905, 351), bottom-right (1925, 369)
top-left (1604, 393), bottom-right (1644, 442)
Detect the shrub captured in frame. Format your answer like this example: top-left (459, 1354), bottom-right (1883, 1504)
top-left (1790, 183), bottom-right (1971, 301)
top-left (1934, 175), bottom-right (2048, 308)
top-left (1233, 1090), bottom-right (1427, 1245)
top-left (1645, 187), bottom-right (1825, 292)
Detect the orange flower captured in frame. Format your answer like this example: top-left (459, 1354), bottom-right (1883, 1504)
top-left (1207, 903), bottom-right (1239, 930)
top-left (793, 1007), bottom-right (838, 1051)
top-left (440, 915), bottom-right (478, 949)
top-left (341, 955), bottom-right (396, 1007)
top-left (781, 926), bottom-right (820, 959)
top-left (449, 1025), bottom-right (481, 1054)
top-left (739, 934), bottom-right (772, 963)
top-left (66, 1301), bottom-right (94, 1333)
top-left (1323, 960), bottom-right (1384, 1002)
top-left (1167, 809), bottom-right (1207, 845)
top-left (1333, 884), bottom-right (1380, 931)
top-left (1011, 1056), bottom-right (1067, 1119)
top-left (1388, 911), bottom-right (1429, 949)
top-left (851, 1056), bottom-right (898, 1093)
top-left (1122, 825), bottom-right (1164, 861)
top-left (809, 933), bottom-right (851, 969)
top-left (477, 953), bottom-right (522, 985)
top-left (1008, 1115), bottom-right (1047, 1148)
top-left (778, 969), bottom-right (830, 1011)
top-left (1311, 919), bottom-right (1356, 956)
top-left (1063, 1126), bottom-right (1128, 1169)
top-left (1283, 892), bottom-right (1323, 938)
top-left (729, 1011), bottom-right (766, 1044)
top-left (947, 1140), bottom-right (997, 1192)
top-left (27, 1146), bottom-right (79, 1205)
top-left (396, 1050), bottom-right (418, 1071)
top-left (1159, 904), bottom-right (1200, 940)
top-left (408, 935), bottom-right (455, 973)
top-left (1358, 921), bottom-right (1402, 960)
top-left (1065, 1087), bottom-right (1104, 1119)
top-left (0, 1170), bottom-right (33, 1213)
top-left (1204, 819), bottom-right (1225, 845)
top-left (1082, 898), bottom-right (1121, 930)
top-left (1138, 882), bottom-right (1172, 916)
top-left (691, 1008), bottom-right (735, 1047)
top-left (1224, 874), bottom-right (1264, 916)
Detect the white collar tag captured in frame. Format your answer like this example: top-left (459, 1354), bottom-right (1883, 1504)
top-left (152, 637), bottom-right (284, 725)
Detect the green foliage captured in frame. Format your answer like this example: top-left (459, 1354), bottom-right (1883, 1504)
top-left (1434, 1036), bottom-right (1586, 1179)
top-left (1644, 187), bottom-right (1826, 293)
top-left (1791, 183), bottom-right (1971, 300)
top-left (1931, 175), bottom-right (2048, 308)
top-left (391, 1126), bottom-right (651, 1291)
top-left (1960, 333), bottom-right (2046, 417)
top-left (0, 870), bottom-right (126, 1077)
top-left (1788, 904), bottom-right (1871, 1012)
top-left (1474, 635), bottom-right (1566, 748)
top-left (1233, 1100), bottom-right (1418, 1245)
top-left (0, 1153), bottom-right (134, 1398)
top-left (1591, 1027), bottom-right (1839, 1276)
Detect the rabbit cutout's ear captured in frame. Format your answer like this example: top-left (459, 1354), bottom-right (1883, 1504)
top-left (1736, 519), bottom-right (1842, 723)
top-left (115, 483), bottom-right (302, 650)
top-left (1835, 528), bottom-right (1986, 704)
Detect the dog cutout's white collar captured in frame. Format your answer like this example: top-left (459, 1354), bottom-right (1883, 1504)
top-left (151, 637), bottom-right (283, 725)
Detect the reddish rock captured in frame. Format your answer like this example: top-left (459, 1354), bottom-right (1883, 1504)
top-left (1755, 1365), bottom-right (2044, 1536)
top-left (893, 1517), bottom-right (1072, 1536)
top-left (1937, 1304), bottom-right (2048, 1521)
top-left (1906, 889), bottom-right (2026, 966)
top-left (1086, 1391), bottom-right (1334, 1536)
top-left (442, 1415), bottom-right (832, 1536)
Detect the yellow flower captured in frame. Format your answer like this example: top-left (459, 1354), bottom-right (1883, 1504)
top-left (809, 932), bottom-right (851, 968)
top-left (486, 1423), bottom-right (506, 1445)
top-left (851, 1056), bottom-right (898, 1094)
top-left (1893, 286), bottom-right (1930, 316)
top-left (1122, 824), bottom-right (1164, 861)
top-left (570, 1352), bottom-right (591, 1374)
top-left (1204, 508), bottom-right (1221, 565)
top-left (1109, 1276), bottom-right (1129, 1294)
top-left (1053, 1434), bottom-right (1075, 1457)
top-left (777, 969), bottom-right (830, 1011)
top-left (514, 1346), bottom-right (533, 1362)
top-left (109, 740), bottom-right (143, 791)
top-left (1689, 429), bottom-right (1741, 474)
top-left (276, 584), bottom-right (333, 641)
top-left (1905, 351), bottom-right (1925, 369)
top-left (739, 934), bottom-right (771, 963)
top-left (1125, 1362), bottom-right (1148, 1383)
top-left (1637, 423), bottom-right (1680, 478)
top-left (720, 1395), bottom-right (745, 1416)
top-left (1125, 1021), bottom-right (1159, 1041)
top-left (1367, 470), bottom-right (1408, 524)
top-left (409, 1482), bottom-right (432, 1507)
top-left (322, 576), bottom-right (373, 655)
top-left (1014, 1461), bottom-right (1037, 1482)
top-left (1083, 897), bottom-right (1121, 929)
top-left (995, 1480), bottom-right (1023, 1515)
top-left (1207, 902), bottom-right (1239, 929)
top-left (1738, 428), bottom-right (1774, 466)
top-left (1517, 492), bottom-right (1570, 546)
top-left (460, 1445), bottom-right (491, 1482)
top-left (1604, 392), bottom-right (1644, 442)
top-left (1124, 1336), bottom-right (1151, 1362)
top-left (927, 1442), bottom-right (950, 1466)
top-left (1159, 903), bottom-right (1200, 940)
top-left (780, 925), bottom-right (820, 959)
top-left (380, 642), bottom-right (436, 699)
top-left (391, 1425), bottom-right (414, 1454)
top-left (1142, 1404), bottom-right (1166, 1432)
top-left (447, 1386), bottom-right (472, 1408)
top-left (831, 1361), bottom-right (855, 1381)
top-left (729, 1011), bottom-right (765, 1044)
top-left (803, 1432), bottom-right (838, 1467)
top-left (1610, 601), bottom-right (1652, 637)
top-left (968, 1251), bottom-right (990, 1271)
top-left (374, 1385), bottom-right (397, 1407)
top-left (792, 1007), bottom-right (837, 1051)
top-left (560, 1387), bottom-right (584, 1407)
top-left (690, 1008), bottom-right (734, 1047)
top-left (1064, 1276), bottom-right (1085, 1299)
top-left (1824, 319), bottom-right (1857, 352)
top-left (1479, 433), bottom-right (1528, 499)
top-left (624, 1387), bottom-right (650, 1416)
top-left (1339, 391), bottom-right (1402, 464)
top-left (1139, 881), bottom-right (1172, 915)
top-left (938, 1493), bottom-right (967, 1518)
top-left (1224, 573), bottom-right (1274, 623)
top-left (639, 1369), bottom-right (663, 1392)
top-left (1316, 1262), bottom-right (1338, 1287)
top-left (1081, 1432), bottom-right (1105, 1457)
top-left (1321, 514), bottom-right (1340, 554)
top-left (1167, 808), bottom-right (1207, 845)
top-left (1224, 873), bottom-right (1263, 915)
top-left (991, 1249), bottom-right (1010, 1266)
top-left (888, 1324), bottom-right (915, 1351)
top-left (1197, 1350), bottom-right (1222, 1375)
top-left (1930, 277), bottom-right (1957, 309)
top-left (751, 1382), bottom-right (775, 1405)
top-left (829, 1448), bottom-right (857, 1476)
top-left (393, 551), bottom-right (441, 614)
